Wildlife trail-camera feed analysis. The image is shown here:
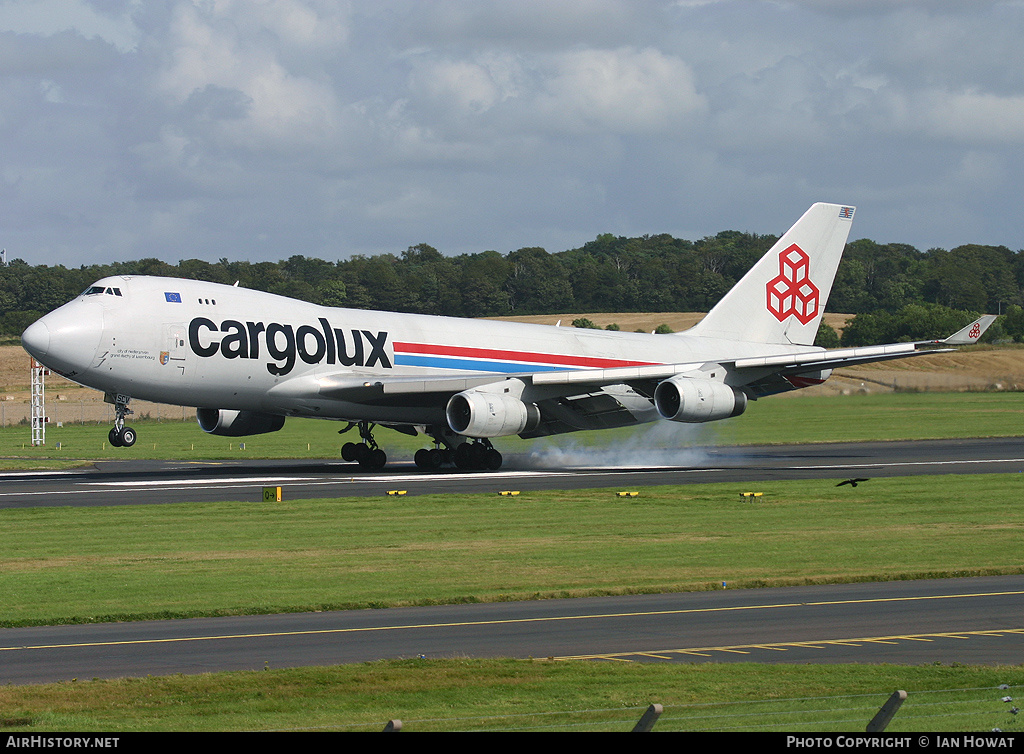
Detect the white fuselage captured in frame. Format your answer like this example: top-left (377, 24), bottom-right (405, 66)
top-left (22, 275), bottom-right (819, 428)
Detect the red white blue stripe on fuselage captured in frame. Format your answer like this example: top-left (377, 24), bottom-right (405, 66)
top-left (392, 342), bottom-right (660, 373)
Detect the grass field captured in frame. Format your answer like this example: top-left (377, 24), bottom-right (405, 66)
top-left (2, 390), bottom-right (1023, 732)
top-left (3, 474), bottom-right (1023, 626)
top-left (2, 661), bottom-right (1022, 733)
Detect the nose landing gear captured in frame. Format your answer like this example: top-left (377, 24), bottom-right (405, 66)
top-left (106, 393), bottom-right (136, 448)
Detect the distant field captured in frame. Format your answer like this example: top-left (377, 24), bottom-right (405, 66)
top-left (3, 473), bottom-right (1023, 627)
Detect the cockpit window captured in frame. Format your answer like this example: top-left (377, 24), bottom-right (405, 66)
top-left (83, 286), bottom-right (123, 297)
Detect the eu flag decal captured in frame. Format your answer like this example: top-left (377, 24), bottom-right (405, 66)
top-left (164, 292), bottom-right (182, 303)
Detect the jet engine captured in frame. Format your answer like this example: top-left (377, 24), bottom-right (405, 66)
top-left (653, 377), bottom-right (747, 423)
top-left (196, 408), bottom-right (286, 437)
top-left (446, 390), bottom-right (541, 438)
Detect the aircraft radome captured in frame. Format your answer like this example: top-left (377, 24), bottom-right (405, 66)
top-left (21, 204), bottom-right (995, 472)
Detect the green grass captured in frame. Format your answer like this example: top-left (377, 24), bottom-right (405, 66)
top-left (2, 475), bottom-right (1022, 627)
top-left (0, 661), bottom-right (1021, 732)
top-left (734, 391), bottom-right (1024, 445)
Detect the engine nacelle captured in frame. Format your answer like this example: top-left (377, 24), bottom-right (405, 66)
top-left (196, 408), bottom-right (286, 437)
top-left (654, 377), bottom-right (747, 423)
top-left (446, 390), bottom-right (541, 438)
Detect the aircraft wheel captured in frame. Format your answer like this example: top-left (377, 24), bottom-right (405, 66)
top-left (360, 448), bottom-right (387, 470)
top-left (485, 449), bottom-right (502, 470)
top-left (415, 449), bottom-right (443, 470)
top-left (119, 426), bottom-right (137, 447)
top-left (453, 442), bottom-right (472, 469)
top-left (469, 443), bottom-right (488, 468)
top-left (341, 442), bottom-right (358, 461)
top-left (108, 427), bottom-right (123, 447)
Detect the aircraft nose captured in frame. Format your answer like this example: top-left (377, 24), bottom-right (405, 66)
top-left (21, 318), bottom-right (50, 360)
top-left (21, 303), bottom-right (103, 373)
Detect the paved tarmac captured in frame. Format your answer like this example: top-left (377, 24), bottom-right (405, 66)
top-left (2, 436), bottom-right (1023, 507)
top-left (2, 575), bottom-right (1022, 684)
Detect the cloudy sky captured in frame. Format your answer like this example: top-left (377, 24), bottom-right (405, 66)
top-left (2, 0), bottom-right (1023, 268)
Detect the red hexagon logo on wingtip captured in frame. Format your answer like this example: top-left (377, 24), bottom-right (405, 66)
top-left (766, 244), bottom-right (819, 325)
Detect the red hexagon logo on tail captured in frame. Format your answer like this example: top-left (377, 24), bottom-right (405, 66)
top-left (766, 244), bottom-right (819, 325)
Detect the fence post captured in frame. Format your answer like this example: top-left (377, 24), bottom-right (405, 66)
top-left (632, 703), bottom-right (663, 732)
top-left (867, 690), bottom-right (907, 732)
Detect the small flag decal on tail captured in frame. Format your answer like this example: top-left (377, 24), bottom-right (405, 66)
top-left (839, 207), bottom-right (854, 219)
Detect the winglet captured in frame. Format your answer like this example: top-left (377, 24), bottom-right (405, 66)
top-left (940, 314), bottom-right (997, 345)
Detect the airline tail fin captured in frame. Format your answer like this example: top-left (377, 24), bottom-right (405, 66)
top-left (686, 203), bottom-right (855, 346)
top-left (940, 314), bottom-right (997, 345)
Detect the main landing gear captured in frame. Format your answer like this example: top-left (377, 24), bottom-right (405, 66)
top-left (107, 393), bottom-right (136, 448)
top-left (339, 423), bottom-right (504, 472)
top-left (414, 430), bottom-right (503, 471)
top-left (340, 420), bottom-right (388, 470)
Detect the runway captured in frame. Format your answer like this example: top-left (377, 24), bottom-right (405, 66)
top-left (2, 576), bottom-right (1023, 684)
top-left (2, 436), bottom-right (1024, 508)
top-left (2, 437), bottom-right (1023, 684)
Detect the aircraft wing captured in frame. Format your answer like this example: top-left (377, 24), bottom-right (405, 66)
top-left (298, 339), bottom-right (956, 437)
top-left (526, 344), bottom-right (942, 387)
top-left (523, 342), bottom-right (948, 399)
top-left (306, 314), bottom-right (995, 403)
top-left (533, 314), bottom-right (996, 393)
top-left (268, 314), bottom-right (996, 439)
top-left (308, 342), bottom-right (949, 398)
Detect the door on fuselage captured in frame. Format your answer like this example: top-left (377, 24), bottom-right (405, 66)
top-left (161, 323), bottom-right (193, 386)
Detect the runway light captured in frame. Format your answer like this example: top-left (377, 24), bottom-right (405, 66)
top-left (387, 490), bottom-right (407, 496)
top-left (616, 491), bottom-right (639, 497)
top-left (740, 492), bottom-right (763, 498)
top-left (499, 490), bottom-right (520, 496)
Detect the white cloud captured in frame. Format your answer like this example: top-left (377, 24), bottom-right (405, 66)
top-left (2, 0), bottom-right (1024, 267)
top-left (536, 47), bottom-right (706, 134)
top-left (0, 0), bottom-right (141, 51)
top-left (918, 90), bottom-right (1024, 143)
top-left (408, 55), bottom-right (519, 116)
top-left (154, 1), bottom-right (348, 149)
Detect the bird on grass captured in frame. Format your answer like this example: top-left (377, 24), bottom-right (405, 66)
top-left (836, 478), bottom-right (870, 487)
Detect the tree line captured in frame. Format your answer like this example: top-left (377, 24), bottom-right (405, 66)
top-left (3, 232), bottom-right (1023, 346)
